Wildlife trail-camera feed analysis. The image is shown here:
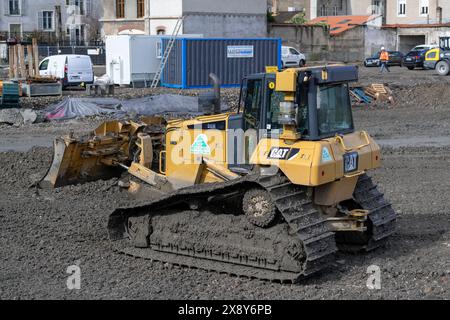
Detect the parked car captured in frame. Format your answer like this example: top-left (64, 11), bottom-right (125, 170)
top-left (364, 51), bottom-right (404, 67)
top-left (39, 54), bottom-right (94, 88)
top-left (402, 50), bottom-right (428, 70)
top-left (281, 46), bottom-right (306, 68)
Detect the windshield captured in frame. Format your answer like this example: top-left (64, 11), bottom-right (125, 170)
top-left (316, 84), bottom-right (354, 136)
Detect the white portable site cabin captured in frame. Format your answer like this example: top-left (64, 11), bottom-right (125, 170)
top-left (105, 34), bottom-right (203, 87)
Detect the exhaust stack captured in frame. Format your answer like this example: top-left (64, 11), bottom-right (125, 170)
top-left (198, 73), bottom-right (221, 115)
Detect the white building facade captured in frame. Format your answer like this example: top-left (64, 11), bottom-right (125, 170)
top-left (0, 0), bottom-right (103, 45)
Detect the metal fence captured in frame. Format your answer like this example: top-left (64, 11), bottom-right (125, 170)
top-left (37, 46), bottom-right (106, 65)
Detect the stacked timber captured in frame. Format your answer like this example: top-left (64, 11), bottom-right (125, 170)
top-left (8, 39), bottom-right (57, 83)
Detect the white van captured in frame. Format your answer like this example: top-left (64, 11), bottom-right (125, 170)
top-left (39, 54), bottom-right (94, 88)
top-left (281, 46), bottom-right (306, 68)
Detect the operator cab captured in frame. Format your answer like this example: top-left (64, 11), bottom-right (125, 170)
top-left (227, 65), bottom-right (359, 171)
top-left (237, 65), bottom-right (358, 141)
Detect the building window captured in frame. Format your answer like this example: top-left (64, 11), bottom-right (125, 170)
top-left (420, 0), bottom-right (429, 16)
top-left (67, 0), bottom-right (90, 16)
top-left (156, 27), bottom-right (166, 35)
top-left (9, 24), bottom-right (21, 39)
top-left (320, 5), bottom-right (327, 16)
top-left (76, 0), bottom-right (85, 15)
top-left (137, 0), bottom-right (145, 18)
top-left (372, 0), bottom-right (382, 14)
top-left (38, 11), bottom-right (54, 31)
top-left (9, 0), bottom-right (21, 15)
top-left (116, 0), bottom-right (125, 18)
top-left (333, 6), bottom-right (338, 16)
top-left (398, 0), bottom-right (406, 17)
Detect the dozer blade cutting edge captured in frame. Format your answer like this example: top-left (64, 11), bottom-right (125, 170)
top-left (40, 136), bottom-right (123, 189)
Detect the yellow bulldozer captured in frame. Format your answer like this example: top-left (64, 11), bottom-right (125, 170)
top-left (41, 65), bottom-right (396, 282)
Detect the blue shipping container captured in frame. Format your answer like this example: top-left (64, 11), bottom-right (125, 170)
top-left (161, 38), bottom-right (282, 89)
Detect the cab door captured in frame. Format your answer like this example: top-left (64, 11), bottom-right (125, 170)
top-left (425, 48), bottom-right (440, 69)
top-left (228, 75), bottom-right (265, 171)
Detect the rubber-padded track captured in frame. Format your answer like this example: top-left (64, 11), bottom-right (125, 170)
top-left (108, 172), bottom-right (338, 283)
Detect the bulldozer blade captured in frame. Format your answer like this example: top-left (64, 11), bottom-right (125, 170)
top-left (39, 137), bottom-right (123, 189)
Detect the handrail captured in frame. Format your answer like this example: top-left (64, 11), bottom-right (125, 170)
top-left (335, 131), bottom-right (371, 152)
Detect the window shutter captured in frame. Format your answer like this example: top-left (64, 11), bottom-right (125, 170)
top-left (70, 27), bottom-right (76, 45)
top-left (4, 0), bottom-right (9, 16)
top-left (20, 0), bottom-right (23, 16)
top-left (38, 11), bottom-right (44, 30)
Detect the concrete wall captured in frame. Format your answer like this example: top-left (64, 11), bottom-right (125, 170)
top-left (149, 0), bottom-right (267, 37)
top-left (364, 25), bottom-right (397, 56)
top-left (269, 24), bottom-right (330, 60)
top-left (269, 22), bottom-right (398, 62)
top-left (184, 13), bottom-right (267, 38)
top-left (184, 0), bottom-right (266, 14)
top-left (330, 26), bottom-right (366, 62)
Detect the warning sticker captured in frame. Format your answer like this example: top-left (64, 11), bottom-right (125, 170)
top-left (322, 148), bottom-right (333, 162)
top-left (190, 134), bottom-right (211, 155)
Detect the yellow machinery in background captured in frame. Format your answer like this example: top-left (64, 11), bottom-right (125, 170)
top-left (41, 66), bottom-right (396, 282)
top-left (424, 37), bottom-right (450, 76)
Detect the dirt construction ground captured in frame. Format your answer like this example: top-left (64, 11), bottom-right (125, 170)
top-left (0, 66), bottom-right (449, 299)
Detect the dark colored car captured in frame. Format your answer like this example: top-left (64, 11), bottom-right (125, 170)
top-left (402, 50), bottom-right (428, 70)
top-left (364, 51), bottom-right (404, 67)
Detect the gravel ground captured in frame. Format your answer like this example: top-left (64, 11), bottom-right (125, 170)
top-left (0, 66), bottom-right (449, 300)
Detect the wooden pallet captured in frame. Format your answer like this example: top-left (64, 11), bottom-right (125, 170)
top-left (370, 83), bottom-right (387, 94)
top-left (364, 83), bottom-right (394, 103)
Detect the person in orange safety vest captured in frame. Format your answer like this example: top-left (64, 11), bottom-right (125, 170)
top-left (379, 47), bottom-right (390, 73)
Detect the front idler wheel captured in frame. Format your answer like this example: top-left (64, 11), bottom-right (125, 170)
top-left (243, 189), bottom-right (277, 228)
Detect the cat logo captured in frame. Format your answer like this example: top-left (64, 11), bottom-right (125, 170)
top-left (268, 147), bottom-right (300, 160)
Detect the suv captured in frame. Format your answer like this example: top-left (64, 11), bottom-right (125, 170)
top-left (364, 51), bottom-right (404, 67)
top-left (281, 46), bottom-right (306, 68)
top-left (403, 45), bottom-right (438, 70)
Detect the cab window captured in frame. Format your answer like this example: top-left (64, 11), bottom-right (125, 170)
top-left (267, 88), bottom-right (283, 131)
top-left (317, 84), bottom-right (353, 136)
top-left (296, 84), bottom-right (309, 136)
top-left (267, 82), bottom-right (309, 136)
top-left (39, 59), bottom-right (49, 71)
top-left (289, 48), bottom-right (299, 55)
top-left (243, 79), bottom-right (262, 129)
top-left (427, 51), bottom-right (437, 59)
